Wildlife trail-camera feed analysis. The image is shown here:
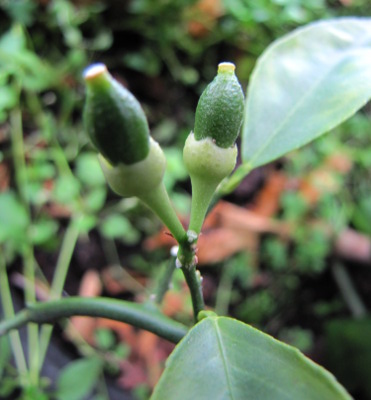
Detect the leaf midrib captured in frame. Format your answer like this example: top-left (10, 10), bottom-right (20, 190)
top-left (213, 319), bottom-right (235, 400)
top-left (213, 319), bottom-right (296, 400)
top-left (212, 318), bottom-right (330, 400)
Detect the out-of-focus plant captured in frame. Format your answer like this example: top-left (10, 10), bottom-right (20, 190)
top-left (1, 16), bottom-right (371, 400)
top-left (0, 1), bottom-right (122, 397)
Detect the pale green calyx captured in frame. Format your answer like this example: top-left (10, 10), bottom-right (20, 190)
top-left (184, 133), bottom-right (237, 234)
top-left (99, 137), bottom-right (186, 244)
top-left (99, 138), bottom-right (166, 198)
top-left (183, 133), bottom-right (237, 185)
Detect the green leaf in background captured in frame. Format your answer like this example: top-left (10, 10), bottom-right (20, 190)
top-left (352, 196), bottom-right (371, 235)
top-left (0, 377), bottom-right (18, 398)
top-left (53, 175), bottom-right (81, 205)
top-left (76, 153), bottom-right (107, 212)
top-left (29, 218), bottom-right (59, 245)
top-left (100, 214), bottom-right (140, 244)
top-left (0, 24), bottom-right (25, 53)
top-left (2, 0), bottom-right (37, 26)
top-left (73, 214), bottom-right (97, 233)
top-left (241, 18), bottom-right (371, 171)
top-left (56, 357), bottom-right (103, 400)
top-left (0, 25), bottom-right (58, 91)
top-left (122, 48), bottom-right (162, 76)
top-left (83, 187), bottom-right (106, 213)
top-left (0, 336), bottom-right (11, 379)
top-left (151, 317), bottom-right (351, 400)
top-left (75, 152), bottom-right (105, 187)
top-left (94, 328), bottom-right (116, 351)
top-left (0, 85), bottom-right (18, 122)
top-left (325, 318), bottom-right (371, 399)
top-left (0, 191), bottom-right (29, 244)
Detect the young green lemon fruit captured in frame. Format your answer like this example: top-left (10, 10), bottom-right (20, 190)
top-left (83, 64), bottom-right (186, 244)
top-left (184, 62), bottom-right (244, 234)
top-left (194, 62), bottom-right (244, 148)
top-left (83, 63), bottom-right (149, 166)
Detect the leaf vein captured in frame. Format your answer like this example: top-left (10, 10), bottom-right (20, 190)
top-left (213, 319), bottom-right (236, 400)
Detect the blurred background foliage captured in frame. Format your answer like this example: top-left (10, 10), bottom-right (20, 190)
top-left (0, 0), bottom-right (371, 399)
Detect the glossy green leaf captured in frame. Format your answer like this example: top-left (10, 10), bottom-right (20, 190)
top-left (241, 18), bottom-right (371, 170)
top-left (151, 317), bottom-right (351, 400)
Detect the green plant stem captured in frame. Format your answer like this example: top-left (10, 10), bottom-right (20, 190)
top-left (188, 176), bottom-right (218, 234)
top-left (10, 107), bottom-right (28, 205)
top-left (182, 267), bottom-right (205, 321)
top-left (0, 297), bottom-right (188, 344)
top-left (50, 218), bottom-right (81, 299)
top-left (217, 163), bottom-right (252, 197)
top-left (331, 262), bottom-right (367, 318)
top-left (23, 249), bottom-right (40, 385)
top-left (11, 106), bottom-right (40, 385)
top-left (102, 239), bottom-right (146, 294)
top-left (0, 254), bottom-right (28, 376)
top-left (38, 217), bottom-right (81, 371)
top-left (139, 183), bottom-right (187, 244)
top-left (174, 233), bottom-right (205, 320)
top-left (215, 266), bottom-right (233, 316)
top-left (154, 257), bottom-right (177, 305)
top-left (140, 182), bottom-right (206, 318)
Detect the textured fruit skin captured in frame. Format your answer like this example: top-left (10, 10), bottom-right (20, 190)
top-left (83, 64), bottom-right (150, 165)
top-left (194, 63), bottom-right (244, 148)
top-left (99, 138), bottom-right (166, 198)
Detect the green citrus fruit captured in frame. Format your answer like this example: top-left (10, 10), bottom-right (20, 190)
top-left (83, 64), bottom-right (150, 165)
top-left (194, 62), bottom-right (244, 149)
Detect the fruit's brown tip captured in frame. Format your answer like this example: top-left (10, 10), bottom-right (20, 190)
top-left (83, 63), bottom-right (108, 81)
top-left (218, 62), bottom-right (235, 74)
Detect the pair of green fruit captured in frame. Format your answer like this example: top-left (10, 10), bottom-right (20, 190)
top-left (83, 61), bottom-right (244, 250)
